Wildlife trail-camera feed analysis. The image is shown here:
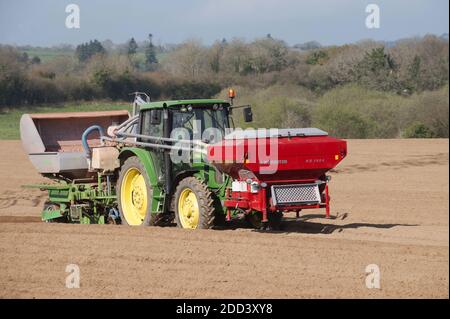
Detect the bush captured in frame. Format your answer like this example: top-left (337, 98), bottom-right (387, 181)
top-left (400, 85), bottom-right (449, 137)
top-left (0, 47), bottom-right (27, 106)
top-left (313, 107), bottom-right (370, 138)
top-left (163, 81), bottom-right (221, 99)
top-left (58, 76), bottom-right (99, 101)
top-left (0, 73), bottom-right (27, 106)
top-left (312, 85), bottom-right (406, 138)
top-left (24, 76), bottom-right (65, 104)
top-left (306, 50), bottom-right (328, 65)
top-left (90, 67), bottom-right (162, 100)
top-left (214, 85), bottom-right (316, 129)
top-left (403, 122), bottom-right (436, 138)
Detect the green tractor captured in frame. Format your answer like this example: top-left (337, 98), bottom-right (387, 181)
top-left (20, 92), bottom-right (347, 229)
top-left (21, 94), bottom-right (246, 228)
top-left (113, 96), bottom-right (241, 228)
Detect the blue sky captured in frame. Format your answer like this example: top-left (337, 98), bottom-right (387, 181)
top-left (0, 0), bottom-right (448, 46)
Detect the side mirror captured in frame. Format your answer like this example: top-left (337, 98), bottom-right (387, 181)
top-left (150, 109), bottom-right (161, 125)
top-left (243, 106), bottom-right (253, 123)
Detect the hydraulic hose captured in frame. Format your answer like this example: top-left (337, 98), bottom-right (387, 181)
top-left (82, 125), bottom-right (105, 159)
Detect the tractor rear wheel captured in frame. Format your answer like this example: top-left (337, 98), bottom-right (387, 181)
top-left (117, 156), bottom-right (157, 226)
top-left (174, 177), bottom-right (215, 229)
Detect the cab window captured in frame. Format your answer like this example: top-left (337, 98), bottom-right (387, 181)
top-left (140, 109), bottom-right (163, 138)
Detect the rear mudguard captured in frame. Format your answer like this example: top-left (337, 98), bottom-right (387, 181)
top-left (118, 147), bottom-right (165, 214)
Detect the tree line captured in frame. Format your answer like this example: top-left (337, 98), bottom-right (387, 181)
top-left (0, 33), bottom-right (448, 138)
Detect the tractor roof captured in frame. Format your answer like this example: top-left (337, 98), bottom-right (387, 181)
top-left (140, 99), bottom-right (229, 110)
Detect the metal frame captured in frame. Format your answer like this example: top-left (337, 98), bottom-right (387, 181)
top-left (270, 183), bottom-right (322, 206)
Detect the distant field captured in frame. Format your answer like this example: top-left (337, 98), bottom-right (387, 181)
top-left (19, 49), bottom-right (74, 63)
top-left (0, 102), bottom-right (131, 139)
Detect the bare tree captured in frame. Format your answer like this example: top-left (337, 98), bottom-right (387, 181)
top-left (162, 39), bottom-right (207, 79)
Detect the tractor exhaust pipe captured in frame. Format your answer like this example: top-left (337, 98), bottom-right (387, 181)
top-left (163, 107), bottom-right (172, 202)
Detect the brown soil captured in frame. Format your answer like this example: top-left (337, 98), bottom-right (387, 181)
top-left (0, 139), bottom-right (448, 298)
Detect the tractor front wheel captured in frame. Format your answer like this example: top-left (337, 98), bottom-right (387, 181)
top-left (174, 177), bottom-right (215, 229)
top-left (117, 156), bottom-right (156, 226)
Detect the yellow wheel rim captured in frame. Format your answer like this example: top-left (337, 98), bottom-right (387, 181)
top-left (120, 168), bottom-right (148, 226)
top-left (178, 188), bottom-right (199, 229)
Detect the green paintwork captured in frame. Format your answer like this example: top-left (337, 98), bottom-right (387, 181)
top-left (119, 147), bottom-right (165, 213)
top-left (36, 172), bottom-right (116, 223)
top-left (41, 208), bottom-right (63, 221)
top-left (31, 98), bottom-right (238, 223)
top-left (139, 99), bottom-right (229, 110)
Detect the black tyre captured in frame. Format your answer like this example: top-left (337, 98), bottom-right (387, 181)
top-left (174, 176), bottom-right (215, 229)
top-left (117, 156), bottom-right (157, 226)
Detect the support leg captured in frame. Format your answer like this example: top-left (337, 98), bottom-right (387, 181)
top-left (226, 208), bottom-right (231, 221)
top-left (325, 183), bottom-right (330, 219)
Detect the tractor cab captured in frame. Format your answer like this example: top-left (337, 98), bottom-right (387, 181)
top-left (131, 90), bottom-right (252, 145)
top-left (138, 99), bottom-right (233, 143)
